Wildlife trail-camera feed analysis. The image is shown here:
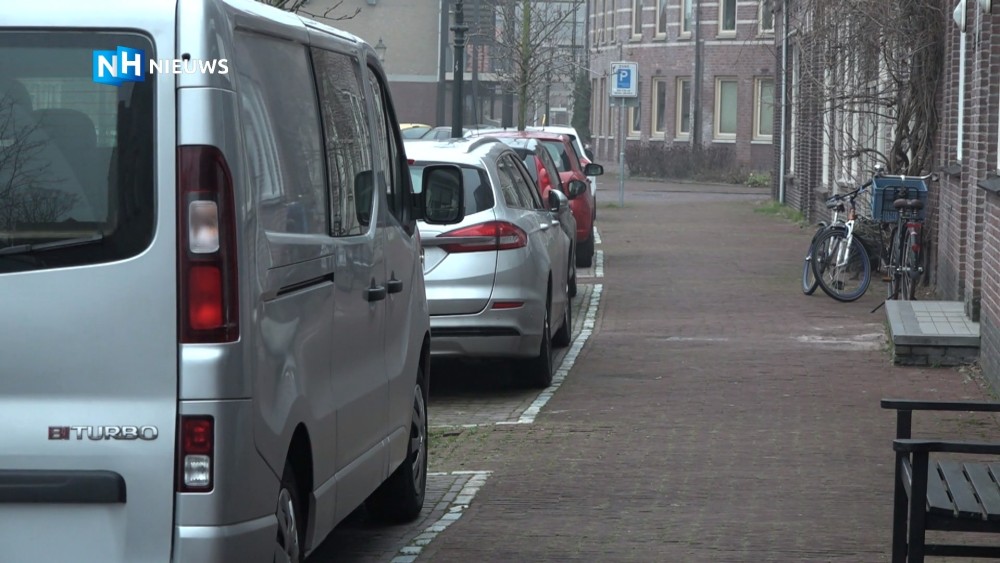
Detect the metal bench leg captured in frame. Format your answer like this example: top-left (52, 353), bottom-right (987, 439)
top-left (892, 452), bottom-right (908, 563)
top-left (907, 452), bottom-right (929, 563)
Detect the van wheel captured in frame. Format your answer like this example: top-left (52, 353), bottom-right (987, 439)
top-left (522, 300), bottom-right (553, 388)
top-left (274, 461), bottom-right (303, 563)
top-left (366, 376), bottom-right (428, 523)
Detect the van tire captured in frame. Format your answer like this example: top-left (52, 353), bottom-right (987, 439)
top-left (275, 461), bottom-right (304, 563)
top-left (366, 377), bottom-right (428, 523)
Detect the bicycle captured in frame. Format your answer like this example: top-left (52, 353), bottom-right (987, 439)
top-left (873, 172), bottom-right (933, 301)
top-left (801, 196), bottom-right (845, 295)
top-left (810, 182), bottom-right (873, 302)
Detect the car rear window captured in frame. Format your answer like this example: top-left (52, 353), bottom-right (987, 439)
top-left (0, 31), bottom-right (155, 273)
top-left (409, 164), bottom-right (494, 215)
top-left (540, 140), bottom-right (574, 172)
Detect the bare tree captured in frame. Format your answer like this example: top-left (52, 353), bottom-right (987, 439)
top-left (0, 95), bottom-right (77, 237)
top-left (486, 0), bottom-right (584, 130)
top-left (788, 0), bottom-right (945, 179)
top-left (257, 0), bottom-right (360, 20)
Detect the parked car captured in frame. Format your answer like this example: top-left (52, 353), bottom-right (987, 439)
top-left (0, 2), bottom-right (465, 562)
top-left (479, 130), bottom-right (602, 268)
top-left (526, 125), bottom-right (599, 202)
top-left (400, 122), bottom-right (432, 139)
top-left (404, 137), bottom-right (573, 388)
top-left (492, 136), bottom-right (581, 297)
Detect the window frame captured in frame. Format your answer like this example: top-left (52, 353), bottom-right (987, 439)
top-left (631, 0), bottom-right (643, 39)
top-left (628, 104), bottom-right (642, 138)
top-left (675, 76), bottom-right (692, 139)
top-left (759, 0), bottom-right (774, 34)
top-left (714, 77), bottom-right (738, 140)
top-left (679, 0), bottom-right (693, 38)
top-left (656, 0), bottom-right (669, 38)
top-left (753, 77), bottom-right (774, 141)
top-left (652, 77), bottom-right (668, 136)
top-left (718, 0), bottom-right (737, 37)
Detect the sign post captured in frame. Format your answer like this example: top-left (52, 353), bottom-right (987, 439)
top-left (610, 61), bottom-right (637, 207)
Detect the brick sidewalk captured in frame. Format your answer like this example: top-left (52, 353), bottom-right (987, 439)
top-left (417, 178), bottom-right (997, 562)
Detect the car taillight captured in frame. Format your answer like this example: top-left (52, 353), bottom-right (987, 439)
top-left (177, 415), bottom-right (214, 492)
top-left (178, 146), bottom-right (239, 343)
top-left (438, 221), bottom-right (528, 253)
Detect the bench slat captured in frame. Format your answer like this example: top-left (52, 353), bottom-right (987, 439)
top-left (923, 461), bottom-right (958, 517)
top-left (938, 461), bottom-right (985, 519)
top-left (964, 463), bottom-right (1000, 521)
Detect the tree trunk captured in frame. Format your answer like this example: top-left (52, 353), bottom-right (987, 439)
top-left (517, 0), bottom-right (531, 130)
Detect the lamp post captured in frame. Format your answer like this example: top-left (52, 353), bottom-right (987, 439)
top-left (374, 37), bottom-right (387, 64)
top-left (451, 0), bottom-right (468, 138)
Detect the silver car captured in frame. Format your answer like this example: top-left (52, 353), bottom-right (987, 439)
top-left (405, 137), bottom-right (573, 388)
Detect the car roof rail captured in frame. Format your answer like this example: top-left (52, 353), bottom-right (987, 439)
top-left (466, 136), bottom-right (504, 153)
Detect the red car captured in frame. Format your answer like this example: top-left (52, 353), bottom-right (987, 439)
top-left (482, 131), bottom-right (603, 267)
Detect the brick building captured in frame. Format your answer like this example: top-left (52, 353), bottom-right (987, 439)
top-left (775, 0), bottom-right (1000, 389)
top-left (934, 0), bottom-right (1000, 385)
top-left (587, 0), bottom-right (776, 171)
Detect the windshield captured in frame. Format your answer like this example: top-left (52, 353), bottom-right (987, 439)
top-left (0, 31), bottom-right (155, 273)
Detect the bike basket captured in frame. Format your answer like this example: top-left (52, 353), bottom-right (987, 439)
top-left (871, 176), bottom-right (928, 223)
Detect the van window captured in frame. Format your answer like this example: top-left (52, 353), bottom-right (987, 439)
top-left (312, 49), bottom-right (374, 237)
top-left (408, 164), bottom-right (493, 216)
top-left (233, 32), bottom-right (328, 237)
top-left (367, 68), bottom-right (405, 223)
top-left (0, 31), bottom-right (154, 274)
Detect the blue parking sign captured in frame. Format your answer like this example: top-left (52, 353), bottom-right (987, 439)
top-left (610, 62), bottom-right (637, 97)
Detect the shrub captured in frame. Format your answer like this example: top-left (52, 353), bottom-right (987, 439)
top-left (624, 142), bottom-right (768, 185)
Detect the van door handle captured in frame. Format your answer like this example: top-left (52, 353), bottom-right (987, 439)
top-left (366, 280), bottom-right (387, 302)
top-left (539, 223), bottom-right (550, 231)
top-left (387, 279), bottom-right (403, 294)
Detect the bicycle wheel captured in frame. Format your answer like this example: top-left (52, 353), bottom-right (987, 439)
top-left (899, 230), bottom-right (921, 301)
top-left (811, 228), bottom-right (872, 302)
top-left (887, 225), bottom-right (902, 299)
top-left (802, 228), bottom-right (823, 295)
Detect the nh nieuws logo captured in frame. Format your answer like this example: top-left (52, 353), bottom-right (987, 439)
top-left (92, 46), bottom-right (229, 86)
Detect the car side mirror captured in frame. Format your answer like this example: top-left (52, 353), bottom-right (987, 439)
top-left (548, 188), bottom-right (569, 213)
top-left (583, 162), bottom-right (604, 176)
top-left (419, 165), bottom-right (465, 225)
top-left (566, 179), bottom-right (588, 199)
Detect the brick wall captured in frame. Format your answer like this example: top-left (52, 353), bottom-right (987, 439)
top-left (983, 195), bottom-right (1000, 388)
top-left (935, 0), bottom-right (965, 301)
top-left (589, 0), bottom-right (774, 170)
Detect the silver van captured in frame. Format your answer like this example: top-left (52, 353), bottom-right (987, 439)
top-left (0, 1), bottom-right (463, 561)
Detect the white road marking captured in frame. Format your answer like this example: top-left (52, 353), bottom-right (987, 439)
top-left (594, 250), bottom-right (605, 278)
top-left (391, 471), bottom-right (493, 563)
top-left (793, 333), bottom-right (886, 350)
top-left (594, 227), bottom-right (602, 245)
top-left (512, 283), bottom-right (603, 425)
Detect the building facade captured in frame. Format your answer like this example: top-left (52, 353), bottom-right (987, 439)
top-left (588, 0), bottom-right (776, 171)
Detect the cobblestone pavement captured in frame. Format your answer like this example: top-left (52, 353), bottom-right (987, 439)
top-left (413, 176), bottom-right (999, 562)
top-left (310, 175), bottom-right (998, 562)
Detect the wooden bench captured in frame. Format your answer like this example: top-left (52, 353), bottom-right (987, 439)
top-left (882, 399), bottom-right (1000, 562)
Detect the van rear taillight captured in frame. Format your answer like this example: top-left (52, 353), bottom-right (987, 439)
top-left (178, 416), bottom-right (214, 492)
top-left (178, 146), bottom-right (239, 343)
top-left (438, 221), bottom-right (528, 253)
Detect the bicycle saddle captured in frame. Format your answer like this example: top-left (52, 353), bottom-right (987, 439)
top-left (892, 198), bottom-right (924, 210)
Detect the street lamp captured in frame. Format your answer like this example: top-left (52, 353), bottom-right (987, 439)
top-left (375, 37), bottom-right (387, 64)
top-left (451, 0), bottom-right (468, 138)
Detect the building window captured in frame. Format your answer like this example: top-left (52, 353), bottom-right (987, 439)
top-left (714, 77), bottom-right (737, 139)
top-left (628, 105), bottom-right (641, 137)
top-left (656, 0), bottom-right (668, 37)
top-left (632, 0), bottom-right (643, 38)
top-left (754, 77), bottom-right (774, 140)
top-left (680, 0), bottom-right (693, 37)
top-left (759, 0), bottom-right (774, 34)
top-left (610, 0), bottom-right (617, 42)
top-left (599, 0), bottom-right (606, 44)
top-left (676, 77), bottom-right (691, 138)
top-left (652, 78), bottom-right (668, 135)
top-left (719, 0), bottom-right (737, 35)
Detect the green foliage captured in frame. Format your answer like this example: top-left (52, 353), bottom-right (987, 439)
top-left (744, 171), bottom-right (771, 187)
top-left (753, 200), bottom-right (805, 225)
top-left (624, 142), bottom-right (770, 185)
